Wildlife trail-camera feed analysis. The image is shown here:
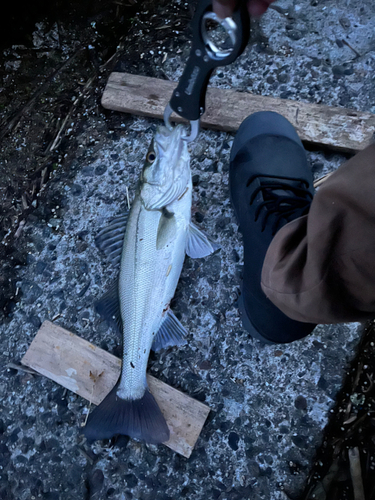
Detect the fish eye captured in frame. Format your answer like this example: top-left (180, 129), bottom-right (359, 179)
top-left (146, 151), bottom-right (156, 163)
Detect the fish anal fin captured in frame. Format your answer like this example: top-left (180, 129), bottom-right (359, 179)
top-left (186, 222), bottom-right (220, 258)
top-left (83, 381), bottom-right (170, 444)
top-left (152, 309), bottom-right (187, 352)
top-left (95, 278), bottom-right (122, 334)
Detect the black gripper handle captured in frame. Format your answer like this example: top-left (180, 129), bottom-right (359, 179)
top-left (170, 0), bottom-right (250, 121)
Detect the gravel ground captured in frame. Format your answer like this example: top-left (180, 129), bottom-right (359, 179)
top-left (1, 0), bottom-right (375, 499)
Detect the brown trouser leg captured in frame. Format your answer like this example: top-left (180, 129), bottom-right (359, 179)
top-left (261, 144), bottom-right (375, 324)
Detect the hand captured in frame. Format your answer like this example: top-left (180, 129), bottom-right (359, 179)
top-left (212, 0), bottom-right (276, 18)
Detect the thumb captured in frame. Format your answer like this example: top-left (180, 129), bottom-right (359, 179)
top-left (212, 0), bottom-right (237, 18)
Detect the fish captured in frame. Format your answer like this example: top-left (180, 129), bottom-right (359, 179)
top-left (83, 124), bottom-right (219, 444)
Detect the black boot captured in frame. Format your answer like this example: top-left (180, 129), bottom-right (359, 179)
top-left (229, 111), bottom-right (316, 343)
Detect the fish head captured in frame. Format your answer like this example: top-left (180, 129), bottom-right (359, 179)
top-left (140, 125), bottom-right (190, 210)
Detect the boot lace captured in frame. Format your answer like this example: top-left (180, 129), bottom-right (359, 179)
top-left (247, 174), bottom-right (313, 234)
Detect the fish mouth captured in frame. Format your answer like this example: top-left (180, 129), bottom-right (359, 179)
top-left (143, 124), bottom-right (188, 188)
top-left (154, 124), bottom-right (186, 154)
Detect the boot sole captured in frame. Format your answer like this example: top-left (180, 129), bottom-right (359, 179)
top-left (230, 165), bottom-right (274, 344)
top-left (237, 287), bottom-right (275, 345)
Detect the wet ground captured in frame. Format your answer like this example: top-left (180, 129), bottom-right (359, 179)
top-left (1, 0), bottom-right (375, 499)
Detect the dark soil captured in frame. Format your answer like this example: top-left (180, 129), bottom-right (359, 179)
top-left (0, 0), bottom-right (192, 318)
top-left (299, 322), bottom-right (375, 500)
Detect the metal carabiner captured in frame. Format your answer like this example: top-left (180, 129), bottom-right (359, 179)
top-left (164, 103), bottom-right (200, 143)
top-left (164, 0), bottom-right (250, 142)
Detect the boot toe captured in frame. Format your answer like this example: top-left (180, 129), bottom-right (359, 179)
top-left (230, 111), bottom-right (304, 164)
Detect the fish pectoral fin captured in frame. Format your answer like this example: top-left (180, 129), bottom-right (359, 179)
top-left (152, 309), bottom-right (187, 352)
top-left (186, 222), bottom-right (220, 258)
top-left (156, 211), bottom-right (177, 250)
top-left (95, 211), bottom-right (130, 266)
top-left (95, 278), bottom-right (122, 334)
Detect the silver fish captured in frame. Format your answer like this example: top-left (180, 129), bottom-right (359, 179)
top-left (84, 125), bottom-right (218, 444)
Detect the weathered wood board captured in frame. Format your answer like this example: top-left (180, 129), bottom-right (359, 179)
top-left (101, 72), bottom-right (375, 153)
top-left (21, 321), bottom-right (210, 458)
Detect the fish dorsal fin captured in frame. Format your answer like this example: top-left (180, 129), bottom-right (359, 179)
top-left (95, 211), bottom-right (129, 266)
top-left (152, 309), bottom-right (187, 352)
top-left (95, 278), bottom-right (122, 334)
top-left (186, 222), bottom-right (220, 258)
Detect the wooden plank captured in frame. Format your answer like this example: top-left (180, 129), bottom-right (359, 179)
top-left (101, 72), bottom-right (375, 153)
top-left (21, 321), bottom-right (210, 458)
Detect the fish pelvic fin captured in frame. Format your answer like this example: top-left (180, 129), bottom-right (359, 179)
top-left (186, 222), bottom-right (221, 258)
top-left (152, 309), bottom-right (187, 352)
top-left (95, 278), bottom-right (122, 335)
top-left (83, 381), bottom-right (170, 444)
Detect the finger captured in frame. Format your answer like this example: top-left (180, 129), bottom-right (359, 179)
top-left (212, 0), bottom-right (237, 18)
top-left (247, 0), bottom-right (275, 17)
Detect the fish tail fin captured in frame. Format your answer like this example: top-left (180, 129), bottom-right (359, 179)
top-left (83, 382), bottom-right (170, 444)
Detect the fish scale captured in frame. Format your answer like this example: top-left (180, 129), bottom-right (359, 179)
top-left (118, 202), bottom-right (167, 400)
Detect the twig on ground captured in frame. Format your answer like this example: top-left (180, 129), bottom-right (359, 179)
top-left (126, 186), bottom-right (130, 209)
top-left (78, 447), bottom-right (94, 465)
top-left (348, 447), bottom-right (365, 500)
top-left (47, 73), bottom-right (96, 152)
top-left (14, 219), bottom-right (26, 239)
top-left (363, 372), bottom-right (374, 393)
top-left (344, 413), bottom-right (367, 439)
top-left (313, 172), bottom-right (333, 188)
top-left (99, 37), bottom-right (126, 72)
top-left (341, 39), bottom-right (361, 59)
top-left (7, 362), bottom-right (40, 375)
top-left (352, 361), bottom-right (363, 390)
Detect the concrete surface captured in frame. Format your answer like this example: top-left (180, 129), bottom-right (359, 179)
top-left (1, 0), bottom-right (374, 499)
